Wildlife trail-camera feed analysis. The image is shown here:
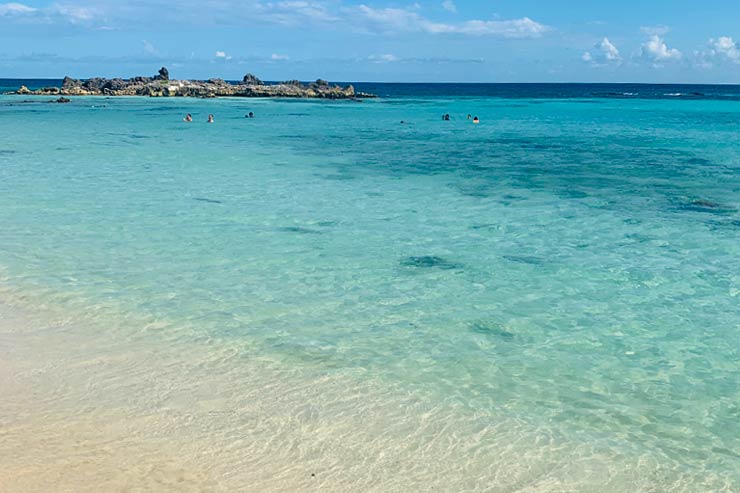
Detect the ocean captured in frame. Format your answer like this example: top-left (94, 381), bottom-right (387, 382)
top-left (1, 80), bottom-right (739, 491)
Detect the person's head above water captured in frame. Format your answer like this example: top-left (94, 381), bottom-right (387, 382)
top-left (207, 114), bottom-right (214, 123)
top-left (467, 114), bottom-right (472, 120)
top-left (184, 113), bottom-right (192, 122)
top-left (473, 116), bottom-right (480, 124)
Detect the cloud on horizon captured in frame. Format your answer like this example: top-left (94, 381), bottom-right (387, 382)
top-left (3, 0), bottom-right (740, 82)
top-left (353, 5), bottom-right (549, 38)
top-left (0, 0), bottom-right (549, 39)
top-left (641, 34), bottom-right (682, 65)
top-left (710, 36), bottom-right (740, 63)
top-left (582, 37), bottom-right (621, 66)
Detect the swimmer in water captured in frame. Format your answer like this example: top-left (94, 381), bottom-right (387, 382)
top-left (184, 113), bottom-right (193, 122)
top-left (207, 114), bottom-right (214, 123)
top-left (473, 116), bottom-right (480, 124)
top-left (248, 112), bottom-right (254, 118)
top-left (467, 114), bottom-right (472, 120)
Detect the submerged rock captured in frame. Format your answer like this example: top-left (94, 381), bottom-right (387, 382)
top-left (678, 199), bottom-right (737, 214)
top-left (16, 67), bottom-right (374, 99)
top-left (469, 321), bottom-right (515, 340)
top-left (503, 255), bottom-right (544, 265)
top-left (400, 256), bottom-right (461, 270)
top-left (279, 226), bottom-right (322, 235)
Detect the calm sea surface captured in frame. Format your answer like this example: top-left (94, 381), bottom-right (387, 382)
top-left (1, 81), bottom-right (739, 491)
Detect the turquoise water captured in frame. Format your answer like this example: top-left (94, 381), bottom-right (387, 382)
top-left (1, 91), bottom-right (739, 490)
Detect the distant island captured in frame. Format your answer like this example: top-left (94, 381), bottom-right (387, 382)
top-left (13, 67), bottom-right (375, 99)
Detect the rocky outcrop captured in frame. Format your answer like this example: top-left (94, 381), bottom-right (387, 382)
top-left (15, 68), bottom-right (375, 99)
top-left (242, 73), bottom-right (262, 84)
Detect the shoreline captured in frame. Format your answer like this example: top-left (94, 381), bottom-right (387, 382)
top-left (1, 281), bottom-right (734, 492)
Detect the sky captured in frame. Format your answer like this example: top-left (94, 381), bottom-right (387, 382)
top-left (1, 0), bottom-right (740, 82)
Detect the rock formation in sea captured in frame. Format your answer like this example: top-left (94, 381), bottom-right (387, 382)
top-left (13, 67), bottom-right (374, 99)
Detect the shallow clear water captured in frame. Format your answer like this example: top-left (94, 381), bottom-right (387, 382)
top-left (1, 91), bottom-right (739, 490)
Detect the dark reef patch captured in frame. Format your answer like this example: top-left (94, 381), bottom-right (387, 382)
top-left (319, 173), bottom-right (356, 181)
top-left (469, 321), bottom-right (515, 340)
top-left (676, 199), bottom-right (737, 215)
top-left (503, 255), bottom-right (544, 265)
top-left (279, 226), bottom-right (322, 235)
top-left (400, 255), bottom-right (462, 270)
top-left (470, 223), bottom-right (499, 231)
top-left (193, 197), bottom-right (223, 204)
top-left (684, 157), bottom-right (712, 166)
top-left (559, 189), bottom-right (589, 199)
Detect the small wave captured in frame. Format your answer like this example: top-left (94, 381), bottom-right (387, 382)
top-left (591, 92), bottom-right (639, 98)
top-left (663, 92), bottom-right (705, 98)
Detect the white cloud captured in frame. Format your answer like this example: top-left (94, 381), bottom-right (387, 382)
top-left (214, 50), bottom-right (232, 60)
top-left (583, 37), bottom-right (621, 66)
top-left (600, 37), bottom-right (620, 61)
top-left (640, 25), bottom-right (670, 36)
top-left (369, 53), bottom-right (399, 63)
top-left (141, 39), bottom-right (158, 55)
top-left (0, 0), bottom-right (547, 41)
top-left (53, 4), bottom-right (93, 22)
top-left (0, 2), bottom-right (102, 25)
top-left (710, 36), bottom-right (740, 62)
top-left (0, 2), bottom-right (36, 15)
top-left (270, 53), bottom-right (289, 60)
top-left (642, 34), bottom-right (681, 64)
top-left (441, 0), bottom-right (457, 13)
top-left (354, 5), bottom-right (549, 38)
top-left (254, 0), bottom-right (339, 25)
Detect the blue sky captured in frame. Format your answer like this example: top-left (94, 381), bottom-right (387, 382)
top-left (1, 0), bottom-right (740, 82)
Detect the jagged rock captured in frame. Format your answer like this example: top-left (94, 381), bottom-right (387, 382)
top-left (130, 76), bottom-right (152, 84)
top-left (14, 70), bottom-right (375, 99)
top-left (103, 78), bottom-right (127, 91)
top-left (54, 97), bottom-right (71, 103)
top-left (242, 73), bottom-right (262, 85)
top-left (62, 76), bottom-right (81, 89)
top-left (83, 78), bottom-right (107, 91)
top-left (157, 67), bottom-right (169, 80)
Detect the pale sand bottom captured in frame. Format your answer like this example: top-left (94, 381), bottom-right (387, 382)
top-left (0, 298), bottom-right (731, 492)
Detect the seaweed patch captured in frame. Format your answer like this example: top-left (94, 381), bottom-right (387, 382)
top-left (503, 255), bottom-right (544, 265)
top-left (400, 256), bottom-right (462, 270)
top-left (469, 321), bottom-right (515, 340)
